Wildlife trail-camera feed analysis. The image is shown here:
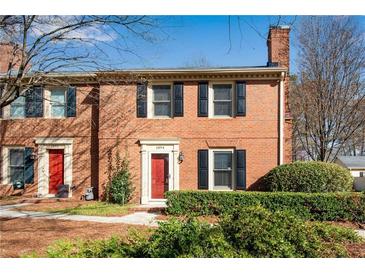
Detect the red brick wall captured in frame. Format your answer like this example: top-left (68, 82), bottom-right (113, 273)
top-left (0, 43), bottom-right (21, 74)
top-left (1, 27), bottom-right (292, 201)
top-left (97, 80), bottom-right (280, 200)
top-left (0, 86), bottom-right (99, 198)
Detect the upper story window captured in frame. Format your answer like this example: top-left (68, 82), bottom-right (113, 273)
top-left (10, 96), bottom-right (25, 118)
top-left (198, 81), bottom-right (246, 118)
top-left (212, 150), bottom-right (233, 190)
top-left (212, 84), bottom-right (233, 117)
top-left (50, 88), bottom-right (66, 118)
top-left (151, 84), bottom-right (172, 118)
top-left (1, 86), bottom-right (76, 119)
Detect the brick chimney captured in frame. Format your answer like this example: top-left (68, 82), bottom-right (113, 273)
top-left (267, 25), bottom-right (292, 164)
top-left (0, 43), bottom-right (21, 74)
top-left (267, 25), bottom-right (290, 70)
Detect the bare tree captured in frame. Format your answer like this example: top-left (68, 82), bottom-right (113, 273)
top-left (0, 15), bottom-right (161, 108)
top-left (183, 55), bottom-right (212, 68)
top-left (290, 16), bottom-right (365, 162)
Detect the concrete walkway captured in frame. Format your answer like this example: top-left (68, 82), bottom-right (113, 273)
top-left (1, 204), bottom-right (365, 237)
top-left (0, 203), bottom-right (159, 227)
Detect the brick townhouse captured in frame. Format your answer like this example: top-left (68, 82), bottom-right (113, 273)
top-left (0, 26), bottom-right (292, 205)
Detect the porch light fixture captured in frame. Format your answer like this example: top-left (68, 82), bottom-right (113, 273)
top-left (30, 152), bottom-right (37, 160)
top-left (178, 152), bottom-right (184, 163)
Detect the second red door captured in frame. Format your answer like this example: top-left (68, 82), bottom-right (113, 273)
top-left (49, 149), bottom-right (64, 194)
top-left (151, 154), bottom-right (169, 199)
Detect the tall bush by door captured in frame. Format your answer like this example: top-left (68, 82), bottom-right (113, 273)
top-left (105, 150), bottom-right (135, 205)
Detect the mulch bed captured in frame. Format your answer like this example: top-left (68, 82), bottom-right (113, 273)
top-left (0, 217), bottom-right (151, 258)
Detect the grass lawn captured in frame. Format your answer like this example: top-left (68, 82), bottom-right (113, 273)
top-left (49, 202), bottom-right (133, 216)
top-left (15, 200), bottom-right (135, 217)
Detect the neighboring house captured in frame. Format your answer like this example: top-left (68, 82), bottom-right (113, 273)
top-left (335, 156), bottom-right (365, 191)
top-left (0, 26), bottom-right (292, 204)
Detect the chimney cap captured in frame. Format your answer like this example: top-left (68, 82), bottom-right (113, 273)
top-left (269, 25), bottom-right (290, 30)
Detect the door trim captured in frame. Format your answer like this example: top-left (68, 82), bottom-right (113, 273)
top-left (140, 139), bottom-right (179, 205)
top-left (35, 137), bottom-right (73, 198)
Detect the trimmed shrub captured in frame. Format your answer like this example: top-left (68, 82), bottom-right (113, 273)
top-left (145, 218), bottom-right (238, 258)
top-left (261, 161), bottom-right (353, 192)
top-left (219, 206), bottom-right (359, 258)
top-left (165, 191), bottom-right (365, 222)
top-left (31, 207), bottom-right (362, 258)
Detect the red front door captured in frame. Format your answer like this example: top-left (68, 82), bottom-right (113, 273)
top-left (49, 149), bottom-right (64, 194)
top-left (151, 154), bottom-right (169, 199)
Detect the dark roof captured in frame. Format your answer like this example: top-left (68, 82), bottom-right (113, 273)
top-left (336, 156), bottom-right (365, 169)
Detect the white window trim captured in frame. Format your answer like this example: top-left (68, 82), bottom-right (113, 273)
top-left (208, 81), bottom-right (235, 119)
top-left (208, 148), bottom-right (235, 191)
top-left (1, 146), bottom-right (25, 185)
top-left (2, 97), bottom-right (27, 120)
top-left (45, 86), bottom-right (67, 119)
top-left (1, 86), bottom-right (69, 120)
top-left (9, 96), bottom-right (26, 119)
top-left (147, 82), bottom-right (173, 119)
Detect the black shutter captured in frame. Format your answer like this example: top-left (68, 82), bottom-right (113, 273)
top-left (198, 82), bottom-right (208, 117)
top-left (136, 82), bottom-right (147, 118)
top-left (198, 150), bottom-right (209, 190)
top-left (25, 86), bottom-right (43, 117)
top-left (236, 81), bottom-right (246, 116)
top-left (24, 147), bottom-right (34, 184)
top-left (66, 86), bottom-right (77, 117)
top-left (0, 87), bottom-right (3, 118)
top-left (236, 150), bottom-right (246, 190)
top-left (173, 82), bottom-right (184, 117)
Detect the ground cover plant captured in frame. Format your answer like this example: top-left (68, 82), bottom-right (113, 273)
top-left (28, 206), bottom-right (363, 258)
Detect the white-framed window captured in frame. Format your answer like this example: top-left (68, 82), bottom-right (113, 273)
top-left (209, 82), bottom-right (234, 118)
top-left (1, 147), bottom-right (25, 185)
top-left (10, 96), bottom-right (26, 118)
top-left (50, 88), bottom-right (66, 118)
top-left (209, 149), bottom-right (235, 190)
top-left (360, 172), bottom-right (364, 177)
top-left (148, 83), bottom-right (172, 118)
top-left (9, 148), bottom-right (25, 186)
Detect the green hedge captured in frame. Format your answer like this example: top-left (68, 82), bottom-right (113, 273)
top-left (261, 161), bottom-right (353, 192)
top-left (165, 191), bottom-right (365, 222)
top-left (36, 206), bottom-right (362, 258)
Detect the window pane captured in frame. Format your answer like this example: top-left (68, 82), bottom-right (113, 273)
top-left (10, 105), bottom-right (25, 117)
top-left (10, 96), bottom-right (25, 117)
top-left (153, 85), bottom-right (171, 101)
top-left (154, 102), bottom-right (171, 116)
top-left (10, 167), bottom-right (24, 184)
top-left (214, 102), bottom-right (231, 116)
top-left (51, 105), bottom-right (65, 117)
top-left (213, 84), bottom-right (231, 100)
top-left (10, 149), bottom-right (24, 166)
top-left (214, 171), bottom-right (232, 188)
top-left (214, 152), bottom-right (232, 169)
top-left (51, 90), bottom-right (66, 104)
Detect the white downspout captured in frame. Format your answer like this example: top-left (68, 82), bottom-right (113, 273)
top-left (279, 72), bottom-right (285, 165)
